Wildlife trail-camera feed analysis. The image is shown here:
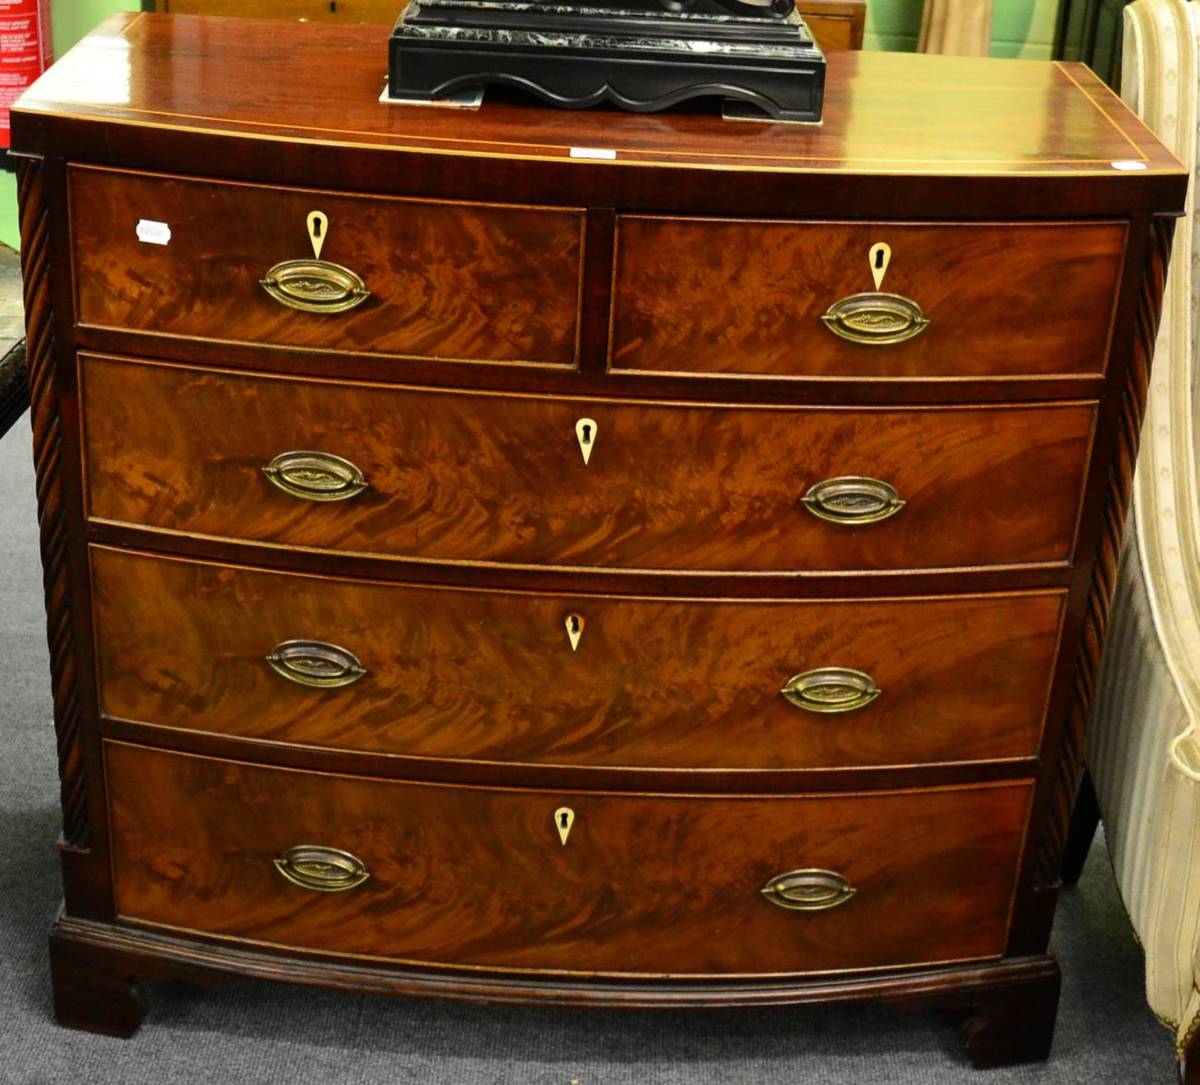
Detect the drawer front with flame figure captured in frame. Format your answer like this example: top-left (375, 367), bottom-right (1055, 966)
top-left (91, 547), bottom-right (1066, 771)
top-left (611, 217), bottom-right (1126, 379)
top-left (79, 354), bottom-right (1097, 573)
top-left (69, 166), bottom-right (585, 366)
top-left (106, 742), bottom-right (1033, 975)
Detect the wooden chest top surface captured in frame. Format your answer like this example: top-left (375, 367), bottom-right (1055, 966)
top-left (12, 13), bottom-right (1186, 215)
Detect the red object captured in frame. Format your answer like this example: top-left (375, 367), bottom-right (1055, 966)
top-left (0, 0), bottom-right (51, 153)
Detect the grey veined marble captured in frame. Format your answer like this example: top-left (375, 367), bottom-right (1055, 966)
top-left (401, 2), bottom-right (808, 58)
top-left (422, 0), bottom-right (805, 27)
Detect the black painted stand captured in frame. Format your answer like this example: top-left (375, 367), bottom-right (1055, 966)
top-left (388, 0), bottom-right (826, 122)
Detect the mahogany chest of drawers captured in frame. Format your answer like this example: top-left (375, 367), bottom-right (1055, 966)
top-left (12, 13), bottom-right (1187, 1069)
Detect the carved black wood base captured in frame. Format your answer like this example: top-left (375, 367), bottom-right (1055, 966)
top-left (388, 0), bottom-right (826, 122)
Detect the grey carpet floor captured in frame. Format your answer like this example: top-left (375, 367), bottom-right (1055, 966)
top-left (0, 413), bottom-right (1177, 1084)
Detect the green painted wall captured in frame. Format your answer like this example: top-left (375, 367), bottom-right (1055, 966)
top-left (1, 0), bottom-right (1062, 250)
top-left (0, 174), bottom-right (17, 250)
top-left (865, 0), bottom-right (1061, 59)
top-left (51, 0), bottom-right (139, 57)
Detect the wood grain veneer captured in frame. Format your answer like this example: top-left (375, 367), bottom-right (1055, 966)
top-left (79, 354), bottom-right (1097, 572)
top-left (70, 167), bottom-right (584, 365)
top-left (106, 742), bottom-right (1032, 975)
top-left (90, 547), bottom-right (1066, 770)
top-left (612, 218), bottom-right (1126, 379)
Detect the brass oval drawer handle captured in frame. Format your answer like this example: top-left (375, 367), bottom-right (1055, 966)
top-left (274, 845), bottom-right (370, 893)
top-left (781, 667), bottom-right (881, 714)
top-left (821, 291), bottom-right (930, 346)
top-left (762, 869), bottom-right (857, 912)
top-left (262, 450), bottom-right (368, 502)
top-left (801, 476), bottom-right (905, 526)
top-left (260, 258), bottom-right (371, 314)
top-left (266, 639), bottom-right (367, 688)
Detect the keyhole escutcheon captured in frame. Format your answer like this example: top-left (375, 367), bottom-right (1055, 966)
top-left (565, 612), bottom-right (585, 652)
top-left (575, 418), bottom-right (598, 465)
top-left (869, 242), bottom-right (892, 290)
top-left (307, 210), bottom-right (328, 260)
top-left (555, 806), bottom-right (575, 846)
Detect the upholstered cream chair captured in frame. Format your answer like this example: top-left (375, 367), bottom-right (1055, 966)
top-left (1066, 0), bottom-right (1200, 1079)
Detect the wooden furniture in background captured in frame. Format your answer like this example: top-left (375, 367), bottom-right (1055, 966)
top-left (11, 13), bottom-right (1186, 1068)
top-left (797, 0), bottom-right (866, 49)
top-left (148, 0), bottom-right (867, 50)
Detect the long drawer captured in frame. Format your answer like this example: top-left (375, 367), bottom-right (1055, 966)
top-left (69, 166), bottom-right (584, 365)
top-left (91, 547), bottom-right (1066, 770)
top-left (107, 742), bottom-right (1032, 975)
top-left (611, 216), bottom-right (1126, 378)
top-left (80, 354), bottom-right (1096, 573)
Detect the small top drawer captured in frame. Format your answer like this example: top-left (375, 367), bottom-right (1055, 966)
top-left (69, 166), bottom-right (584, 365)
top-left (611, 216), bottom-right (1127, 379)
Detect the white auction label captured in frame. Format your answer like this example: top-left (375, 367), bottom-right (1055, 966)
top-left (136, 219), bottom-right (172, 245)
top-left (569, 147), bottom-right (617, 160)
top-left (1110, 160), bottom-right (1148, 171)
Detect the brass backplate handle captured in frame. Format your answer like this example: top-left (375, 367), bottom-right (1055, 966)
top-left (260, 258), bottom-right (370, 314)
top-left (274, 845), bottom-right (370, 893)
top-left (262, 450), bottom-right (368, 502)
top-left (801, 476), bottom-right (905, 526)
top-left (781, 667), bottom-right (881, 714)
top-left (821, 291), bottom-right (929, 346)
top-left (266, 639), bottom-right (367, 689)
top-left (761, 869), bottom-right (857, 912)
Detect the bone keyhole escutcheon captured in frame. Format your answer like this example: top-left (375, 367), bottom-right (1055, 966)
top-left (555, 806), bottom-right (575, 846)
top-left (869, 242), bottom-right (892, 290)
top-left (575, 418), bottom-right (597, 465)
top-left (307, 210), bottom-right (329, 259)
top-left (565, 612), bottom-right (585, 652)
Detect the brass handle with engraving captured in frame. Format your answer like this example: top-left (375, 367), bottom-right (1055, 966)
top-left (263, 450), bottom-right (368, 502)
top-left (260, 258), bottom-right (370, 314)
top-left (781, 667), bottom-right (881, 714)
top-left (274, 845), bottom-right (370, 892)
top-left (266, 639), bottom-right (367, 689)
top-left (821, 291), bottom-right (929, 346)
top-left (801, 476), bottom-right (905, 526)
top-left (761, 869), bottom-right (857, 912)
